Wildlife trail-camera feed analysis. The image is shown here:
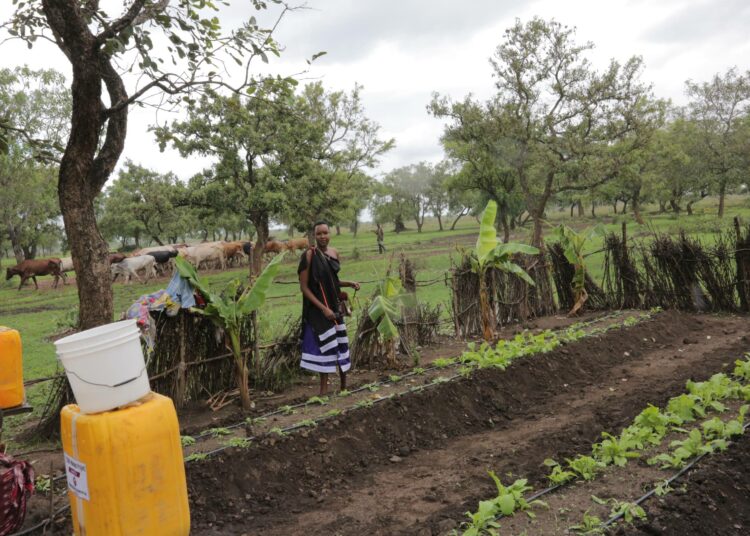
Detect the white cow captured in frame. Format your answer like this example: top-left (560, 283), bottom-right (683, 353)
top-left (58, 257), bottom-right (75, 285)
top-left (182, 244), bottom-right (226, 271)
top-left (111, 255), bottom-right (157, 284)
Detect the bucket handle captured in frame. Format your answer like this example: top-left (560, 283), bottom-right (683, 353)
top-left (65, 366), bottom-right (147, 389)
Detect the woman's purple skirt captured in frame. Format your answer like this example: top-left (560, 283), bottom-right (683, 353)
top-left (300, 322), bottom-right (351, 374)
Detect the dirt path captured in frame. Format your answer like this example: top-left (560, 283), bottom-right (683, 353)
top-left (186, 311), bottom-right (750, 535)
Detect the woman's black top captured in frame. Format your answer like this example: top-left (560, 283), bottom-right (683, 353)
top-left (298, 247), bottom-right (342, 335)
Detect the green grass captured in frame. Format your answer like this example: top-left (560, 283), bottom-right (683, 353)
top-left (2, 195), bottom-right (749, 406)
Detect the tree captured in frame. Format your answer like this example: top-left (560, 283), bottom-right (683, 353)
top-left (156, 78), bottom-right (300, 275)
top-left (427, 161), bottom-right (452, 231)
top-left (5, 1), bottom-right (289, 328)
top-left (373, 163), bottom-right (434, 233)
top-left (429, 95), bottom-right (522, 241)
top-left (452, 18), bottom-right (662, 247)
top-left (99, 160), bottom-right (189, 247)
top-left (685, 68), bottom-right (750, 217)
top-left (0, 146), bottom-right (61, 261)
top-left (281, 83), bottom-right (393, 238)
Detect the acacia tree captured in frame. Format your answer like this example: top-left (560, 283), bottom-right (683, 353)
top-left (99, 160), bottom-right (189, 246)
top-left (156, 78), bottom-right (301, 275)
top-left (5, 1), bottom-right (289, 328)
top-left (685, 68), bottom-right (750, 217)
top-left (429, 96), bottom-right (521, 241)
top-left (281, 82), bottom-right (393, 238)
top-left (435, 18), bottom-right (662, 248)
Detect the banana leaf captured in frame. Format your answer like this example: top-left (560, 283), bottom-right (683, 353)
top-left (239, 252), bottom-right (286, 315)
top-left (476, 199), bottom-right (498, 267)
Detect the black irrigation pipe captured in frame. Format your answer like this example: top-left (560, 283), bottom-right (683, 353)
top-left (189, 310), bottom-right (631, 444)
top-left (601, 421), bottom-right (750, 529)
top-left (22, 311), bottom-right (643, 534)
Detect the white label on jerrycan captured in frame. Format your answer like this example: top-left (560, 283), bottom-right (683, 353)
top-left (64, 453), bottom-right (90, 500)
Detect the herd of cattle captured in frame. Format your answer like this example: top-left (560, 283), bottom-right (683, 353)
top-left (4, 237), bottom-right (309, 290)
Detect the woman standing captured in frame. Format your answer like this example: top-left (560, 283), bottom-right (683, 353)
top-left (298, 221), bottom-right (360, 395)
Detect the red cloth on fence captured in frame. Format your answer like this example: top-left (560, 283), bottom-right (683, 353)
top-left (0, 452), bottom-right (34, 536)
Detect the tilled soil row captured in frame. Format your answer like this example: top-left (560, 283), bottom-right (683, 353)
top-left (187, 311), bottom-right (749, 535)
top-left (620, 432), bottom-right (750, 536)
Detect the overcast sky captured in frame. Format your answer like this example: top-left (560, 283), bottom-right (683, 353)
top-left (2, 0), bottom-right (749, 182)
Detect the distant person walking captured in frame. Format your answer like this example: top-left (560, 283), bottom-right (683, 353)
top-left (374, 223), bottom-right (386, 254)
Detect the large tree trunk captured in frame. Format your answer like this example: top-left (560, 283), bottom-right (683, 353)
top-left (45, 0), bottom-right (129, 329)
top-left (669, 199), bottom-right (682, 213)
top-left (250, 214), bottom-right (269, 276)
top-left (658, 200), bottom-right (667, 213)
top-left (531, 213), bottom-right (545, 249)
top-left (718, 181), bottom-right (726, 217)
top-left (576, 200), bottom-right (584, 217)
top-left (591, 201), bottom-right (596, 218)
top-left (686, 201), bottom-right (695, 216)
top-left (612, 201), bottom-right (618, 214)
top-left (499, 209), bottom-right (510, 243)
top-left (21, 244), bottom-right (37, 260)
top-left (393, 214), bottom-right (406, 233)
top-left (335, 225), bottom-right (341, 236)
top-left (450, 208), bottom-right (468, 230)
top-left (436, 212), bottom-right (443, 231)
top-left (6, 224), bottom-right (24, 263)
top-left (632, 193), bottom-right (645, 225)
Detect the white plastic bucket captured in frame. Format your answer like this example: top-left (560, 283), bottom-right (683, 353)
top-left (54, 319), bottom-right (151, 414)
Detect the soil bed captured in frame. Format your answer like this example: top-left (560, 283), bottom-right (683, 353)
top-left (185, 311), bottom-right (750, 535)
top-left (620, 433), bottom-right (750, 536)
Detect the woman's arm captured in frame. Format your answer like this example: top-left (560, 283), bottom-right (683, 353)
top-left (339, 280), bottom-right (361, 290)
top-left (299, 251), bottom-right (336, 321)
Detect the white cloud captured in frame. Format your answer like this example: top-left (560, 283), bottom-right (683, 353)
top-left (2, 0), bottom-right (749, 185)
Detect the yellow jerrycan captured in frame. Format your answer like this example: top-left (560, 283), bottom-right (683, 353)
top-left (0, 326), bottom-right (24, 409)
top-left (61, 393), bottom-right (190, 535)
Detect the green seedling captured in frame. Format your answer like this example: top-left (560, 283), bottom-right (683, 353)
top-left (324, 409), bottom-right (342, 418)
top-left (354, 399), bottom-right (373, 409)
top-left (279, 405), bottom-right (296, 416)
top-left (566, 455), bottom-right (603, 481)
top-left (35, 475), bottom-right (51, 493)
top-left (180, 435), bottom-right (196, 447)
top-left (569, 510), bottom-right (604, 534)
top-left (306, 395), bottom-right (329, 406)
top-left (269, 427), bottom-right (288, 437)
top-left (184, 453), bottom-right (208, 462)
top-left (388, 374), bottom-right (402, 383)
top-left (224, 437), bottom-right (252, 449)
top-left (543, 458), bottom-right (575, 485)
top-left (245, 416), bottom-right (267, 426)
top-left (296, 419), bottom-right (317, 428)
top-left (592, 432), bottom-right (640, 467)
top-left (433, 357), bottom-right (456, 368)
top-left (337, 389), bottom-right (351, 397)
top-left (208, 427), bottom-right (232, 438)
top-left (413, 367), bottom-right (426, 375)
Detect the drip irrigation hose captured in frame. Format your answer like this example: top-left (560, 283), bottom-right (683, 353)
top-left (190, 310), bottom-right (631, 443)
top-left (600, 421), bottom-right (750, 529)
top-left (21, 311), bottom-right (644, 535)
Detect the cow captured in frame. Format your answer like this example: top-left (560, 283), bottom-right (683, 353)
top-left (110, 255), bottom-right (157, 284)
top-left (242, 241), bottom-right (253, 256)
top-left (5, 258), bottom-right (64, 291)
top-left (181, 244), bottom-right (226, 271)
top-left (285, 237), bottom-right (309, 253)
top-left (146, 249), bottom-right (179, 275)
top-left (262, 239), bottom-right (286, 257)
top-left (222, 242), bottom-right (246, 267)
top-left (108, 252), bottom-right (127, 265)
top-left (58, 257), bottom-right (74, 285)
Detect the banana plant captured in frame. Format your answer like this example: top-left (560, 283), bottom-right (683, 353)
top-left (554, 223), bottom-right (604, 316)
top-left (175, 253), bottom-right (285, 411)
top-left (471, 200), bottom-right (539, 341)
top-left (367, 275), bottom-right (415, 366)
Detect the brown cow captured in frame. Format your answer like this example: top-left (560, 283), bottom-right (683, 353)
top-left (5, 258), bottom-right (64, 290)
top-left (262, 239), bottom-right (285, 256)
top-left (108, 253), bottom-right (127, 264)
top-left (285, 237), bottom-right (309, 252)
top-left (222, 242), bottom-right (245, 267)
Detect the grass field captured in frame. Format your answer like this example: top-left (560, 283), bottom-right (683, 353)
top-left (2, 194), bottom-right (749, 415)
